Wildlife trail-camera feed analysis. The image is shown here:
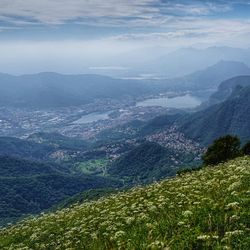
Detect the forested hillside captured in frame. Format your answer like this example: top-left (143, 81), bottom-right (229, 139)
top-left (0, 156), bottom-right (120, 226)
top-left (108, 141), bottom-right (198, 183)
top-left (179, 85), bottom-right (250, 145)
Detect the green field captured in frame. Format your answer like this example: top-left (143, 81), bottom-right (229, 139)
top-left (0, 157), bottom-right (249, 249)
top-left (74, 158), bottom-right (109, 176)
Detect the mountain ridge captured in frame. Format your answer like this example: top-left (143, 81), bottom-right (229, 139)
top-left (179, 85), bottom-right (250, 145)
top-left (147, 46), bottom-right (250, 77)
top-left (206, 75), bottom-right (250, 106)
top-left (0, 60), bottom-right (249, 107)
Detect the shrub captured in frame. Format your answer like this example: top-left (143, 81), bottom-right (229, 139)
top-left (242, 141), bottom-right (250, 155)
top-left (202, 135), bottom-right (241, 165)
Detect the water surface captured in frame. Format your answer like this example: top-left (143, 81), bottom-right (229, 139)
top-left (74, 112), bottom-right (110, 124)
top-left (136, 94), bottom-right (201, 109)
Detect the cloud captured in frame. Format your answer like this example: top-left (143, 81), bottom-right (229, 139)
top-left (106, 18), bottom-right (250, 48)
top-left (160, 2), bottom-right (232, 16)
top-left (0, 0), bottom-right (238, 27)
top-left (0, 0), bottom-right (159, 25)
top-left (0, 0), bottom-right (249, 75)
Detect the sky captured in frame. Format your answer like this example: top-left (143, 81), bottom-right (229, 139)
top-left (0, 0), bottom-right (250, 74)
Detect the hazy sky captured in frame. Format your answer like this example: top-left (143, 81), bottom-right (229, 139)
top-left (0, 0), bottom-right (250, 74)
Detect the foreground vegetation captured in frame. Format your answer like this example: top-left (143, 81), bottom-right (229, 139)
top-left (0, 156), bottom-right (249, 249)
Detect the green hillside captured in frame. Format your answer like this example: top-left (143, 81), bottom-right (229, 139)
top-left (179, 85), bottom-right (250, 145)
top-left (108, 141), bottom-right (197, 183)
top-left (0, 137), bottom-right (54, 161)
top-left (1, 156), bottom-right (249, 249)
top-left (0, 156), bottom-right (121, 226)
top-left (0, 134), bottom-right (90, 162)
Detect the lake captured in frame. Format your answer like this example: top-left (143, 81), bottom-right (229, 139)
top-left (73, 112), bottom-right (111, 124)
top-left (136, 94), bottom-right (201, 109)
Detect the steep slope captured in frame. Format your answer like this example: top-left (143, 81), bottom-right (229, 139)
top-left (1, 156), bottom-right (249, 249)
top-left (0, 156), bottom-right (120, 226)
top-left (207, 75), bottom-right (250, 106)
top-left (179, 85), bottom-right (250, 145)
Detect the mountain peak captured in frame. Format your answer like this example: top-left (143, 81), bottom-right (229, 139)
top-left (213, 60), bottom-right (248, 67)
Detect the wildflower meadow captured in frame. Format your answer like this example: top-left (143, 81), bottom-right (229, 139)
top-left (0, 157), bottom-right (249, 249)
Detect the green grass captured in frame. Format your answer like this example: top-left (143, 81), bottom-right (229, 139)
top-left (0, 157), bottom-right (250, 249)
top-left (74, 158), bottom-right (109, 176)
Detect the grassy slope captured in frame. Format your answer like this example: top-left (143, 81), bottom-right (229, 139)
top-left (0, 157), bottom-right (249, 249)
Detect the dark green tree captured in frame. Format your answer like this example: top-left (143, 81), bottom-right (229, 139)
top-left (202, 135), bottom-right (241, 165)
top-left (242, 141), bottom-right (250, 155)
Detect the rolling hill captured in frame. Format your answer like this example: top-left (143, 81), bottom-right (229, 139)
top-left (0, 156), bottom-right (249, 249)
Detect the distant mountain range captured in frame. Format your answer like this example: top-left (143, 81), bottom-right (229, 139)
top-left (158, 60), bottom-right (250, 92)
top-left (87, 46), bottom-right (250, 79)
top-left (0, 60), bottom-right (249, 108)
top-left (139, 46), bottom-right (250, 78)
top-left (0, 73), bottom-right (152, 108)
